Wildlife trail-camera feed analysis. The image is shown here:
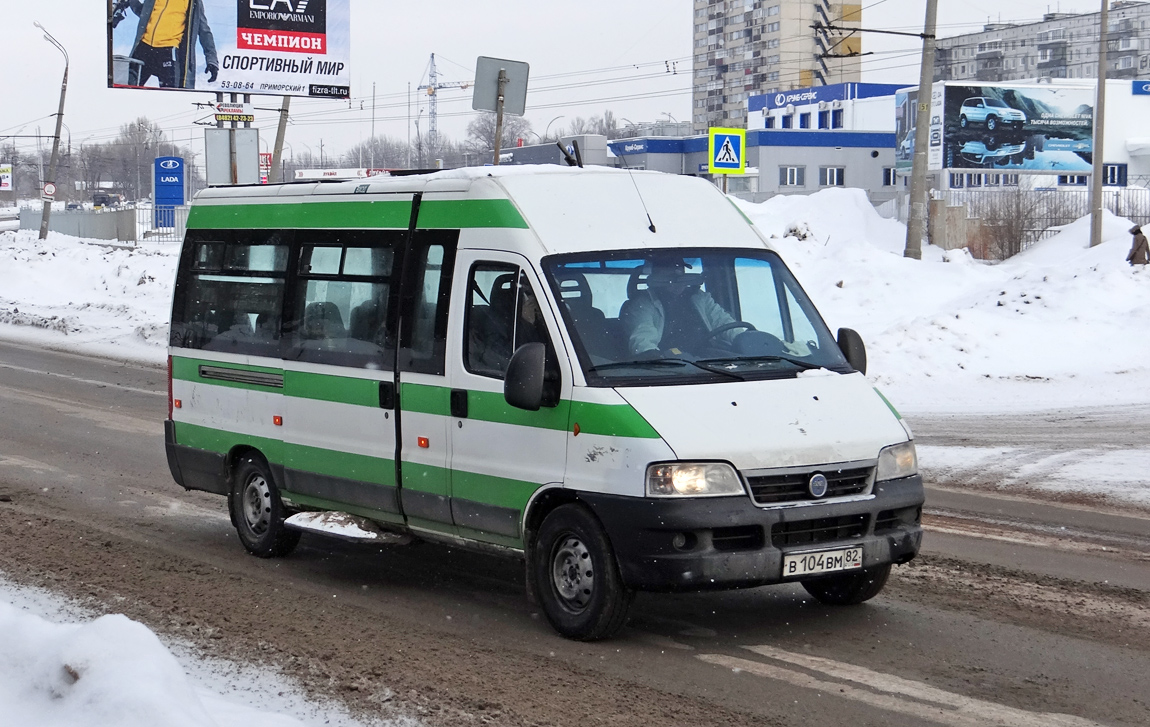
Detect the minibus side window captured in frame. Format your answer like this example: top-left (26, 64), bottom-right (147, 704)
top-left (464, 264), bottom-right (558, 387)
top-left (286, 231), bottom-right (400, 369)
top-left (171, 231), bottom-right (288, 357)
top-left (398, 232), bottom-right (458, 376)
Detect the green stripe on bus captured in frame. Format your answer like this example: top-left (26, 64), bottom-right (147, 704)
top-left (400, 383), bottom-right (660, 438)
top-left (417, 199), bottom-right (528, 229)
top-left (873, 388), bottom-right (902, 420)
top-left (287, 444), bottom-right (395, 487)
top-left (186, 199), bottom-right (527, 230)
top-left (450, 469), bottom-right (537, 512)
top-left (284, 370), bottom-right (381, 407)
top-left (728, 198), bottom-right (755, 226)
top-left (570, 400), bottom-right (660, 438)
top-left (171, 356), bottom-right (284, 393)
top-left (174, 421), bottom-right (285, 464)
top-left (399, 382), bottom-right (451, 417)
top-left (465, 389), bottom-right (571, 430)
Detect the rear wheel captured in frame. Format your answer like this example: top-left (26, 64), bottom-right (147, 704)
top-left (801, 563), bottom-right (891, 605)
top-left (532, 504), bottom-right (633, 640)
top-left (229, 454), bottom-right (300, 558)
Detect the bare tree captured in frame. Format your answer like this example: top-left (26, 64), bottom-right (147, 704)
top-left (466, 112), bottom-right (534, 154)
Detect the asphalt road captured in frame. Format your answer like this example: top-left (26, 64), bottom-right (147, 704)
top-left (1, 339), bottom-right (1148, 727)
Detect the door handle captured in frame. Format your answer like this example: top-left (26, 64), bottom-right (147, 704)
top-left (379, 381), bottom-right (396, 410)
top-left (450, 389), bottom-right (468, 419)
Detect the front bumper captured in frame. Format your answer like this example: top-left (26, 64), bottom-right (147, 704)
top-left (580, 475), bottom-right (923, 592)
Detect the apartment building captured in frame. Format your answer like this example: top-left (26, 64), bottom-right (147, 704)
top-left (692, 0), bottom-right (863, 133)
top-left (934, 1), bottom-right (1150, 83)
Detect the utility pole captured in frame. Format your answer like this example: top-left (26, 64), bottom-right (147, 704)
top-left (36, 22), bottom-right (68, 241)
top-left (371, 82), bottom-right (376, 170)
top-left (270, 96), bottom-right (290, 184)
top-left (1090, 0), bottom-right (1109, 247)
top-left (903, 0), bottom-right (938, 260)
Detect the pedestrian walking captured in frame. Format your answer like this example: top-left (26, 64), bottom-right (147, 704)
top-left (1128, 225), bottom-right (1149, 266)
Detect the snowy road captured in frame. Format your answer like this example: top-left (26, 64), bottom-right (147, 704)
top-left (1, 341), bottom-right (1149, 727)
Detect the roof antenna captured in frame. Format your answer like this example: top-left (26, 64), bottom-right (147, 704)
top-left (627, 169), bottom-right (657, 233)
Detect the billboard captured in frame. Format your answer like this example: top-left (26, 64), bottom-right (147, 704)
top-left (896, 83), bottom-right (1094, 173)
top-left (108, 0), bottom-right (350, 98)
top-left (0, 163), bottom-right (12, 192)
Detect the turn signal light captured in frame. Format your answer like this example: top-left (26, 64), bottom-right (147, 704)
top-left (417, 436), bottom-right (430, 448)
top-left (173, 399), bottom-right (182, 409)
top-left (273, 416), bottom-right (283, 426)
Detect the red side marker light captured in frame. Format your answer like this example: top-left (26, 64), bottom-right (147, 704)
top-left (273, 416), bottom-right (283, 426)
top-left (573, 422), bottom-right (581, 436)
top-left (417, 436), bottom-right (430, 448)
top-left (173, 399), bottom-right (182, 409)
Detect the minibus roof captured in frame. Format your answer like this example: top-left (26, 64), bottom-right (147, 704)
top-left (192, 166), bottom-right (769, 257)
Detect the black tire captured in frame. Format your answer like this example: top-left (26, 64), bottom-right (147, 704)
top-left (801, 563), bottom-right (891, 606)
top-left (959, 115), bottom-right (968, 128)
top-left (986, 115), bottom-right (998, 131)
top-left (532, 504), bottom-right (633, 641)
top-left (229, 454), bottom-right (300, 558)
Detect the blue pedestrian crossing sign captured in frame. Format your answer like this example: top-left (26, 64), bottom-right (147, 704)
top-left (708, 128), bottom-right (746, 175)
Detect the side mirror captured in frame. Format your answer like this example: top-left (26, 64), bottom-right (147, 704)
top-left (505, 343), bottom-right (547, 411)
top-left (837, 328), bottom-right (867, 375)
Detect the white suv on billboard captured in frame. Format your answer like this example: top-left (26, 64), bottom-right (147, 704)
top-left (959, 97), bottom-right (1027, 131)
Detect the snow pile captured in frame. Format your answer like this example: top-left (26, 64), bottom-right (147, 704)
top-left (0, 599), bottom-right (276, 727)
top-left (0, 577), bottom-right (391, 727)
top-left (736, 188), bottom-right (1150, 413)
top-left (0, 230), bottom-right (175, 361)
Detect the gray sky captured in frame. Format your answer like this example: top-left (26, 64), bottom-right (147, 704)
top-left (2, 1), bottom-right (1106, 164)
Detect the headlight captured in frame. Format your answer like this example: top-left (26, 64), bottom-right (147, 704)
top-left (877, 441), bottom-right (918, 481)
top-left (646, 462), bottom-right (745, 498)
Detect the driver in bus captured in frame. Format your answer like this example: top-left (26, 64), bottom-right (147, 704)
top-left (620, 259), bottom-right (738, 357)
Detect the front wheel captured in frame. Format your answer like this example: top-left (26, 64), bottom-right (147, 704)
top-left (801, 563), bottom-right (891, 605)
top-left (229, 454), bottom-right (300, 558)
top-left (985, 115), bottom-right (998, 131)
top-left (532, 504), bottom-right (633, 640)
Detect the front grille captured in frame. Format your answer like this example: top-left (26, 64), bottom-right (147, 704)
top-left (711, 525), bottom-right (764, 552)
top-left (771, 514), bottom-right (868, 548)
top-left (875, 506), bottom-right (922, 533)
top-left (746, 465), bottom-right (873, 505)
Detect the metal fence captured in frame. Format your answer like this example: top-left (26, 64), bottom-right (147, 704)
top-left (18, 204), bottom-right (188, 244)
top-left (944, 187), bottom-right (1150, 249)
top-left (134, 204), bottom-right (189, 243)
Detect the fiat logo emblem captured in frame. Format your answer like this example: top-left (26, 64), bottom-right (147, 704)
top-left (808, 473), bottom-right (829, 498)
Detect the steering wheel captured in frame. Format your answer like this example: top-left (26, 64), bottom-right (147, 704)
top-left (702, 321), bottom-right (756, 344)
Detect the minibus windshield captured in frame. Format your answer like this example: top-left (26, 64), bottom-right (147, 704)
top-left (544, 248), bottom-right (850, 386)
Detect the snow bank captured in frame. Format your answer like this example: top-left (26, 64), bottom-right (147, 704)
top-left (0, 577), bottom-right (391, 727)
top-left (0, 598), bottom-right (265, 727)
top-left (736, 189), bottom-right (1150, 413)
top-left (0, 230), bottom-right (175, 363)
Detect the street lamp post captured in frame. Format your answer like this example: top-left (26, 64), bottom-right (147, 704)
top-left (544, 115), bottom-right (565, 142)
top-left (36, 22), bottom-right (68, 241)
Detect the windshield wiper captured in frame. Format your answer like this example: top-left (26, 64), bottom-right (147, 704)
top-left (697, 355), bottom-right (824, 371)
top-left (588, 358), bottom-right (744, 380)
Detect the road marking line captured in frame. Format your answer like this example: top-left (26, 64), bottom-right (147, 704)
top-left (0, 362), bottom-right (164, 396)
top-left (697, 647), bottom-right (1102, 727)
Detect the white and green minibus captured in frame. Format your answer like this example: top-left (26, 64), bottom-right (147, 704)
top-left (164, 166), bottom-right (923, 640)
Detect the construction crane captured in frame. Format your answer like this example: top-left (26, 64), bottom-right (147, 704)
top-left (417, 53), bottom-right (470, 157)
